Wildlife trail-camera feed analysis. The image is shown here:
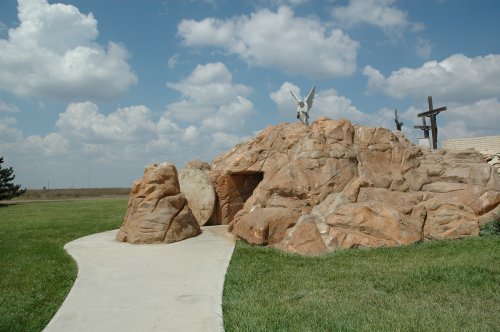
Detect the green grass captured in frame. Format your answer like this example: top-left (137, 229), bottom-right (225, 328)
top-left (0, 199), bottom-right (127, 332)
top-left (2, 199), bottom-right (499, 331)
top-left (223, 236), bottom-right (500, 331)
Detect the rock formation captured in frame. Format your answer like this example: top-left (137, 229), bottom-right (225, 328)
top-left (178, 167), bottom-right (216, 226)
top-left (116, 162), bottom-right (201, 244)
top-left (484, 152), bottom-right (500, 175)
top-left (209, 117), bottom-right (500, 255)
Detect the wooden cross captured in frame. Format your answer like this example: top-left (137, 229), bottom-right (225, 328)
top-left (414, 96), bottom-right (447, 149)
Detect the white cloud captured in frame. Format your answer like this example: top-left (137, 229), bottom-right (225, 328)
top-left (270, 81), bottom-right (301, 117)
top-left (363, 54), bottom-right (500, 103)
top-left (178, 6), bottom-right (359, 78)
top-left (0, 100), bottom-right (20, 112)
top-left (333, 0), bottom-right (410, 32)
top-left (201, 96), bottom-right (254, 132)
top-left (440, 98), bottom-right (500, 138)
top-left (56, 102), bottom-right (157, 144)
top-left (0, 116), bottom-right (23, 142)
top-left (0, 0), bottom-right (137, 100)
top-left (1, 63), bottom-right (256, 183)
top-left (270, 82), bottom-right (370, 124)
top-left (211, 132), bottom-right (242, 149)
top-left (363, 65), bottom-right (386, 94)
top-left (0, 62), bottom-right (260, 187)
top-left (25, 133), bottom-right (69, 157)
top-left (269, 0), bottom-right (309, 5)
top-left (0, 115), bottom-right (68, 159)
top-left (315, 88), bottom-right (371, 123)
top-left (166, 62), bottom-right (254, 129)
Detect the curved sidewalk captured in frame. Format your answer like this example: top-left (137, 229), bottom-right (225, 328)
top-left (44, 226), bottom-right (235, 332)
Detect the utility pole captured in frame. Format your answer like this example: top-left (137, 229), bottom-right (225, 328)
top-left (88, 145), bottom-right (91, 188)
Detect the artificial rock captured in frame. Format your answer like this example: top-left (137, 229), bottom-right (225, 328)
top-left (178, 167), bottom-right (216, 226)
top-left (116, 162), bottom-right (201, 244)
top-left (209, 117), bottom-right (500, 255)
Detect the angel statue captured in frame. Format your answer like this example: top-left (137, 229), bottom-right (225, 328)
top-left (290, 85), bottom-right (316, 126)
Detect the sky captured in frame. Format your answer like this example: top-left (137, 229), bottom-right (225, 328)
top-left (1, 0), bottom-right (499, 189)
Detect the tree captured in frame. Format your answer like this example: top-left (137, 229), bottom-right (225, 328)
top-left (0, 157), bottom-right (26, 200)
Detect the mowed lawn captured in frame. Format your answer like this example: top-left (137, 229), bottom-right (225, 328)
top-left (1, 199), bottom-right (499, 331)
top-left (223, 236), bottom-right (500, 331)
top-left (0, 199), bottom-right (127, 332)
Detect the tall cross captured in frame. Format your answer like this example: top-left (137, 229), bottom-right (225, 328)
top-left (413, 96), bottom-right (447, 149)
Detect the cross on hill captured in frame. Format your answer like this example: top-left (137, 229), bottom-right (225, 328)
top-left (414, 96), bottom-right (447, 149)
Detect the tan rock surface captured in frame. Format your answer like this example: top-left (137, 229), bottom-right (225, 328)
top-left (178, 168), bottom-right (216, 226)
top-left (209, 117), bottom-right (500, 255)
top-left (184, 159), bottom-right (211, 172)
top-left (116, 162), bottom-right (201, 244)
top-left (278, 214), bottom-right (328, 255)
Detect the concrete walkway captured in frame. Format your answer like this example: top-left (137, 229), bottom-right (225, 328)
top-left (44, 226), bottom-right (235, 332)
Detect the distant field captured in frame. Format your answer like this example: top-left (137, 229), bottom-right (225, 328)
top-left (10, 188), bottom-right (130, 201)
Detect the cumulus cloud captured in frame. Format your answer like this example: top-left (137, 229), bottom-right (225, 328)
top-left (0, 116), bottom-right (23, 142)
top-left (32, 101), bottom-right (196, 165)
top-left (178, 6), bottom-right (359, 78)
top-left (439, 98), bottom-right (500, 139)
top-left (2, 62), bottom-right (256, 184)
top-left (363, 54), bottom-right (500, 103)
top-left (332, 0), bottom-right (427, 54)
top-left (211, 132), bottom-right (242, 150)
top-left (270, 81), bottom-right (301, 116)
top-left (0, 0), bottom-right (137, 101)
top-left (165, 62), bottom-right (254, 132)
top-left (271, 82), bottom-right (370, 124)
top-left (267, 0), bottom-right (309, 6)
top-left (1, 60), bottom-right (261, 187)
top-left (0, 115), bottom-right (68, 158)
top-left (332, 0), bottom-right (413, 32)
top-left (25, 133), bottom-right (69, 157)
top-left (56, 102), bottom-right (157, 143)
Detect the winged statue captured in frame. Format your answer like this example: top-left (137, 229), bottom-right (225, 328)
top-left (290, 85), bottom-right (316, 126)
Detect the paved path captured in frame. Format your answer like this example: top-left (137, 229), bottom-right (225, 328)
top-left (44, 226), bottom-right (235, 332)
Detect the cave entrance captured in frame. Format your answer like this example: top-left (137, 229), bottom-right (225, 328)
top-left (210, 171), bottom-right (264, 225)
top-left (230, 171), bottom-right (264, 206)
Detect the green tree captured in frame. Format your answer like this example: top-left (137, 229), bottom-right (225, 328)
top-left (0, 157), bottom-right (26, 200)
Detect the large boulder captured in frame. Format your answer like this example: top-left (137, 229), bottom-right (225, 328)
top-left (116, 162), bottom-right (201, 244)
top-left (210, 117), bottom-right (500, 255)
top-left (178, 167), bottom-right (216, 226)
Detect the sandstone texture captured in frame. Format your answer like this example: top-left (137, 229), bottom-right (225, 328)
top-left (484, 152), bottom-right (500, 176)
top-left (116, 162), bottom-right (201, 244)
top-left (209, 117), bottom-right (500, 255)
top-left (178, 167), bottom-right (216, 226)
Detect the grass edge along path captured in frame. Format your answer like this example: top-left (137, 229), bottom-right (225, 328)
top-left (0, 199), bottom-right (127, 332)
top-left (223, 235), bottom-right (500, 331)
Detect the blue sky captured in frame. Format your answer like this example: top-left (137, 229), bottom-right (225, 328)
top-left (1, 0), bottom-right (499, 189)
